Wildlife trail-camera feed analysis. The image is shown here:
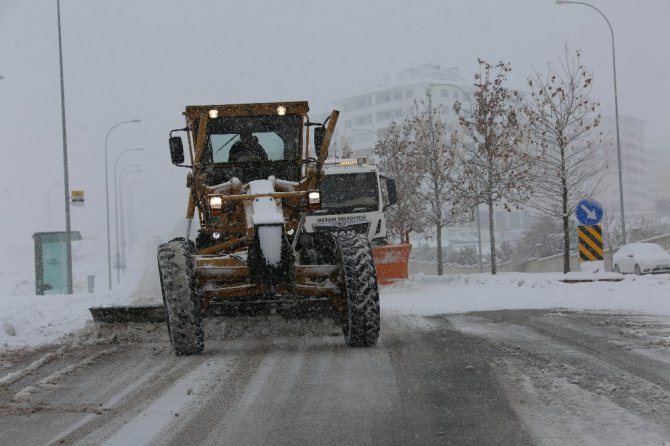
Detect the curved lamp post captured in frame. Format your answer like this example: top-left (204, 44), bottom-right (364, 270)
top-left (114, 150), bottom-right (143, 282)
top-left (556, 0), bottom-right (626, 244)
top-left (119, 169), bottom-right (142, 273)
top-left (104, 119), bottom-right (141, 290)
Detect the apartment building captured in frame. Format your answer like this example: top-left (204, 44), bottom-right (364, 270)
top-left (331, 64), bottom-right (472, 159)
top-left (600, 115), bottom-right (655, 223)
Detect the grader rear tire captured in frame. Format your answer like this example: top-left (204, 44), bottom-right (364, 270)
top-left (333, 232), bottom-right (381, 347)
top-left (158, 238), bottom-right (204, 355)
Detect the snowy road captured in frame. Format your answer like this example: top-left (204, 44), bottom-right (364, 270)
top-left (1, 307), bottom-right (669, 445)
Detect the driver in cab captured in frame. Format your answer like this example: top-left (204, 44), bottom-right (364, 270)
top-left (228, 128), bottom-right (268, 162)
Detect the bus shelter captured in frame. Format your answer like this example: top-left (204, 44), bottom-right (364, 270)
top-left (33, 231), bottom-right (82, 295)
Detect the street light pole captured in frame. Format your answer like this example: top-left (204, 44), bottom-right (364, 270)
top-left (104, 119), bottom-right (141, 290)
top-left (556, 0), bottom-right (626, 244)
top-left (120, 169), bottom-right (142, 272)
top-left (56, 0), bottom-right (73, 294)
top-left (114, 150), bottom-right (143, 283)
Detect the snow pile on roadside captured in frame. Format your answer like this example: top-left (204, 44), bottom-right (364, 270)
top-left (381, 272), bottom-right (670, 316)
top-left (0, 244), bottom-right (150, 350)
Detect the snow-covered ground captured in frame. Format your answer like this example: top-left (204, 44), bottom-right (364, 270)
top-left (1, 258), bottom-right (669, 446)
top-left (0, 240), bottom-right (158, 350)
top-left (383, 272), bottom-right (670, 316)
top-left (2, 257), bottom-right (669, 350)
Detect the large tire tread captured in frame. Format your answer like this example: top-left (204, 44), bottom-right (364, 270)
top-left (158, 238), bottom-right (204, 355)
top-left (333, 232), bottom-right (380, 347)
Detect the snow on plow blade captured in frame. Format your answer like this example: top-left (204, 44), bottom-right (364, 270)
top-left (89, 305), bottom-right (166, 323)
top-left (371, 243), bottom-right (411, 285)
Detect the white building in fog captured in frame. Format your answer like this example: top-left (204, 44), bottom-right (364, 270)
top-left (331, 63), bottom-right (472, 159)
top-left (600, 115), bottom-right (655, 223)
top-left (648, 140), bottom-right (670, 221)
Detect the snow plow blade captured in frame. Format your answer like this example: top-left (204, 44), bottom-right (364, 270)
top-left (89, 298), bottom-right (335, 323)
top-left (89, 305), bottom-right (166, 323)
top-left (372, 243), bottom-right (412, 285)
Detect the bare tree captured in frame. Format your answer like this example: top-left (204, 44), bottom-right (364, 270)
top-left (525, 47), bottom-right (607, 273)
top-left (412, 94), bottom-right (472, 275)
top-left (341, 140), bottom-right (353, 159)
top-left (376, 94), bottom-right (470, 275)
top-left (629, 216), bottom-right (666, 241)
top-left (513, 215), bottom-right (573, 261)
top-left (374, 121), bottom-right (427, 244)
top-left (454, 59), bottom-right (533, 274)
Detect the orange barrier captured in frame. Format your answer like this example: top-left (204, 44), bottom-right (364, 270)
top-left (371, 243), bottom-right (412, 285)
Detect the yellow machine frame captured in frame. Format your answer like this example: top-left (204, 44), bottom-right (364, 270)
top-left (178, 101), bottom-right (341, 310)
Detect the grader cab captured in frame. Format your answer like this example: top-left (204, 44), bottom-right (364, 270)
top-left (159, 101), bottom-right (380, 355)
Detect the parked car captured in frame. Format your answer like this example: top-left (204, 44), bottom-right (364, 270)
top-left (612, 243), bottom-right (670, 275)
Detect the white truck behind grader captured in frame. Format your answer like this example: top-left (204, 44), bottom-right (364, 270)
top-left (303, 158), bottom-right (411, 285)
top-left (303, 158), bottom-right (396, 245)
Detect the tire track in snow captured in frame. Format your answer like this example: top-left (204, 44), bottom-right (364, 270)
top-left (160, 338), bottom-right (275, 446)
top-left (12, 347), bottom-right (119, 402)
top-left (446, 310), bottom-right (670, 445)
top-left (0, 346), bottom-right (67, 387)
top-left (46, 350), bottom-right (210, 446)
top-left (92, 354), bottom-right (238, 446)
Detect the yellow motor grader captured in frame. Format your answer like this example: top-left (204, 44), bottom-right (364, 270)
top-left (158, 101), bottom-right (380, 355)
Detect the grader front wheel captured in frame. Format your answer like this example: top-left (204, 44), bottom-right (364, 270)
top-left (333, 232), bottom-right (381, 347)
top-left (158, 238), bottom-right (204, 355)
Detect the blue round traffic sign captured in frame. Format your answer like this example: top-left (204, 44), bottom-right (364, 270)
top-left (575, 198), bottom-right (603, 226)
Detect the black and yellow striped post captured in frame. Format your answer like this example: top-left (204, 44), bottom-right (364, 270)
top-left (578, 225), bottom-right (604, 261)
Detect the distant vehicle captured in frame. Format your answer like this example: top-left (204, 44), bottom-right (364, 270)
top-left (612, 243), bottom-right (670, 275)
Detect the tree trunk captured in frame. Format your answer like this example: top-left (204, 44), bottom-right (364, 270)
top-left (488, 201), bottom-right (497, 275)
top-left (563, 212), bottom-right (570, 273)
top-left (560, 143), bottom-right (570, 273)
top-left (436, 219), bottom-right (443, 276)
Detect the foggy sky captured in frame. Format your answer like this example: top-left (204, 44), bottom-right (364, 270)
top-left (0, 0), bottom-right (668, 272)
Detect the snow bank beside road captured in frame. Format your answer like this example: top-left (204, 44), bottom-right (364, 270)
top-left (0, 286), bottom-right (150, 350)
top-left (1, 271), bottom-right (669, 351)
top-left (382, 272), bottom-right (670, 316)
top-left (0, 245), bottom-right (150, 350)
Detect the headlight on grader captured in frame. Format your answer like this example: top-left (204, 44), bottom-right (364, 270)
top-left (308, 191), bottom-right (321, 210)
top-left (209, 195), bottom-right (223, 210)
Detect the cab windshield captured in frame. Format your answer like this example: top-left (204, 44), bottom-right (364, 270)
top-left (203, 115), bottom-right (302, 164)
top-left (321, 172), bottom-right (379, 213)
